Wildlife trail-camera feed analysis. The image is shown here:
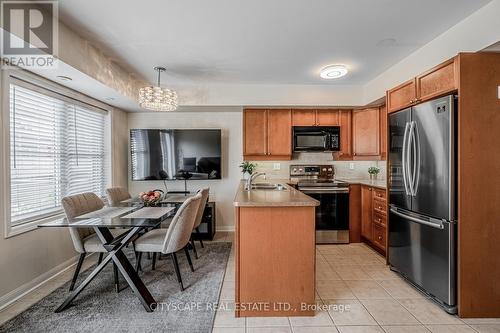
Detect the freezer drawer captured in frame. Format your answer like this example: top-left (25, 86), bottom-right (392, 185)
top-left (388, 208), bottom-right (456, 312)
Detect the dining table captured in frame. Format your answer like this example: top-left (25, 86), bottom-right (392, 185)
top-left (38, 205), bottom-right (175, 313)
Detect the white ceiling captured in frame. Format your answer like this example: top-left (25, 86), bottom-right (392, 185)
top-left (58, 0), bottom-right (492, 87)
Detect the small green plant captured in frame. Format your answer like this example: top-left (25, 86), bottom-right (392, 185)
top-left (368, 166), bottom-right (380, 175)
top-left (239, 161), bottom-right (257, 175)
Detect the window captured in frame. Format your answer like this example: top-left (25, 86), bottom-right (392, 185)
top-left (9, 81), bottom-right (109, 226)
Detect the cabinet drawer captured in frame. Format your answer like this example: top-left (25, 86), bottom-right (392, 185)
top-left (373, 212), bottom-right (386, 227)
top-left (373, 188), bottom-right (386, 200)
top-left (373, 197), bottom-right (386, 215)
top-left (372, 223), bottom-right (386, 250)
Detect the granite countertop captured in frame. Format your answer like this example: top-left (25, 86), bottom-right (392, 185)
top-left (233, 181), bottom-right (319, 207)
top-left (338, 178), bottom-right (387, 189)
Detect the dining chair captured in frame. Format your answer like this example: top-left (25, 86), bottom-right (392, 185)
top-left (190, 187), bottom-right (210, 259)
top-left (134, 193), bottom-right (202, 291)
top-left (62, 192), bottom-right (122, 292)
top-left (106, 187), bottom-right (132, 207)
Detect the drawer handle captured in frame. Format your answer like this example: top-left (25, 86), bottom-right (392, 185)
top-left (378, 236), bottom-right (382, 240)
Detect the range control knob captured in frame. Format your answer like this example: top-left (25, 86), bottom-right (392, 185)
top-left (322, 168), bottom-right (327, 171)
top-left (328, 168), bottom-right (333, 172)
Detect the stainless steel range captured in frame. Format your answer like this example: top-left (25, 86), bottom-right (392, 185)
top-left (291, 165), bottom-right (350, 244)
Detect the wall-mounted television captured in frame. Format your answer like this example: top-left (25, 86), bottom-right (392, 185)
top-left (130, 129), bottom-right (222, 181)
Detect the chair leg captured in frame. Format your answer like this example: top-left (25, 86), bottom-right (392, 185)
top-left (171, 253), bottom-right (184, 291)
top-left (69, 253), bottom-right (86, 291)
top-left (113, 263), bottom-right (120, 293)
top-left (184, 246), bottom-right (194, 272)
top-left (135, 252), bottom-right (143, 273)
top-left (97, 253), bottom-right (103, 265)
top-left (190, 236), bottom-right (198, 259)
top-left (152, 253), bottom-right (157, 270)
top-left (196, 227), bottom-right (204, 248)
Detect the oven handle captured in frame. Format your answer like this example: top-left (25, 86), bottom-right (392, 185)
top-left (299, 187), bottom-right (350, 194)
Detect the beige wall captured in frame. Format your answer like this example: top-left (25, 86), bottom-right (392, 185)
top-left (111, 108), bottom-right (130, 188)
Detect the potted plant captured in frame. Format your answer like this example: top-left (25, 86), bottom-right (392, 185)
top-left (368, 166), bottom-right (380, 180)
top-left (239, 161), bottom-right (257, 180)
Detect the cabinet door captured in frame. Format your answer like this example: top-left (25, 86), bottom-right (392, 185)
top-left (361, 186), bottom-right (373, 240)
top-left (336, 109), bottom-right (352, 160)
top-left (416, 57), bottom-right (457, 103)
top-left (268, 109), bottom-right (292, 156)
top-left (353, 108), bottom-right (380, 158)
top-left (386, 79), bottom-right (417, 113)
top-left (243, 109), bottom-right (267, 157)
top-left (292, 109), bottom-right (316, 126)
top-left (379, 105), bottom-right (387, 160)
top-left (316, 109), bottom-right (339, 126)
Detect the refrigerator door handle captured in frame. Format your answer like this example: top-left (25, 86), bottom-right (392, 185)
top-left (401, 122), bottom-right (411, 196)
top-left (390, 206), bottom-right (445, 230)
top-left (412, 121), bottom-right (421, 196)
top-left (406, 121), bottom-right (416, 196)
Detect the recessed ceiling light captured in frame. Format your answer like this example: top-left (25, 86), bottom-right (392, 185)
top-left (320, 65), bottom-right (348, 79)
top-left (56, 75), bottom-right (72, 81)
top-left (377, 38), bottom-right (397, 47)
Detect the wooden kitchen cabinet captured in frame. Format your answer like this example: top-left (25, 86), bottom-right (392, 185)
top-left (361, 186), bottom-right (373, 240)
top-left (243, 109), bottom-right (292, 160)
top-left (352, 108), bottom-right (380, 158)
top-left (292, 109), bottom-right (316, 126)
top-left (316, 109), bottom-right (340, 126)
top-left (379, 105), bottom-right (387, 160)
top-left (416, 57), bottom-right (458, 103)
top-left (335, 109), bottom-right (353, 160)
top-left (386, 79), bottom-right (416, 113)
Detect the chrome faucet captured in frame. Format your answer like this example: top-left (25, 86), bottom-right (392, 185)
top-left (246, 172), bottom-right (266, 190)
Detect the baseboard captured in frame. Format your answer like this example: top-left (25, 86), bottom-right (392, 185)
top-left (0, 253), bottom-right (94, 311)
top-left (217, 226), bottom-right (235, 232)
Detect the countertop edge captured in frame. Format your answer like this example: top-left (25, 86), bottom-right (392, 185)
top-left (233, 181), bottom-right (319, 207)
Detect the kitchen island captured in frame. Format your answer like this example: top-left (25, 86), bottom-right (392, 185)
top-left (233, 181), bottom-right (319, 317)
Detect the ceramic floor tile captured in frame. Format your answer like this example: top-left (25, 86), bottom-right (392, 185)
top-left (246, 316), bottom-right (291, 327)
top-left (345, 280), bottom-right (392, 299)
top-left (361, 299), bottom-right (420, 326)
top-left (425, 325), bottom-right (476, 333)
top-left (362, 265), bottom-right (400, 280)
top-left (212, 327), bottom-right (245, 333)
top-left (324, 299), bottom-right (377, 326)
top-left (377, 279), bottom-right (425, 299)
top-left (398, 299), bottom-right (462, 325)
top-left (337, 325), bottom-right (385, 333)
top-left (382, 326), bottom-right (430, 333)
top-left (246, 327), bottom-right (292, 333)
top-left (469, 324), bottom-right (500, 333)
top-left (289, 310), bottom-right (334, 327)
top-left (334, 265), bottom-right (372, 281)
top-left (316, 268), bottom-right (342, 281)
top-left (325, 256), bottom-right (358, 266)
top-left (219, 281), bottom-right (235, 300)
top-left (350, 254), bottom-right (386, 266)
top-left (462, 319), bottom-right (500, 325)
top-left (213, 303), bottom-right (245, 328)
top-left (292, 327), bottom-right (339, 333)
top-left (316, 280), bottom-right (356, 299)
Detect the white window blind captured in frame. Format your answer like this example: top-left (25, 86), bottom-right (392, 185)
top-left (9, 83), bottom-right (109, 225)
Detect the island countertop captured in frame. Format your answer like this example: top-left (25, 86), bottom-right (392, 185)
top-left (233, 181), bottom-right (319, 207)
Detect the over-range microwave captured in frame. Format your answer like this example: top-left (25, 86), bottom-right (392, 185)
top-left (293, 126), bottom-right (340, 152)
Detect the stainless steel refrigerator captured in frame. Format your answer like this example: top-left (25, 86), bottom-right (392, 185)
top-left (388, 94), bottom-right (457, 314)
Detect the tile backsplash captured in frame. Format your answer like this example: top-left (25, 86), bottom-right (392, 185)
top-left (250, 152), bottom-right (386, 180)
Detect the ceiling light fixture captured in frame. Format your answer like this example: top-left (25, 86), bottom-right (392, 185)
top-left (56, 75), bottom-right (72, 81)
top-left (139, 66), bottom-right (178, 111)
top-left (320, 65), bottom-right (348, 79)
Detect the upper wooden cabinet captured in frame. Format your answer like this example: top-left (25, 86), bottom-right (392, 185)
top-left (292, 109), bottom-right (316, 126)
top-left (292, 109), bottom-right (339, 126)
top-left (352, 108), bottom-right (380, 158)
top-left (335, 109), bottom-right (352, 160)
top-left (387, 57), bottom-right (458, 113)
top-left (416, 57), bottom-right (458, 103)
top-left (379, 105), bottom-right (387, 160)
top-left (243, 109), bottom-right (292, 160)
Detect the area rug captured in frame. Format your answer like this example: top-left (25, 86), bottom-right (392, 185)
top-left (0, 242), bottom-right (231, 333)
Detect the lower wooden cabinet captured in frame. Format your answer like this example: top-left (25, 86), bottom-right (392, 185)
top-left (360, 185), bottom-right (387, 254)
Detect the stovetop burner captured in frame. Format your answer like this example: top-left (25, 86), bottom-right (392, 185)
top-left (298, 179), bottom-right (349, 187)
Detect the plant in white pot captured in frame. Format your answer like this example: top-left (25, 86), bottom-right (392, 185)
top-left (239, 161), bottom-right (257, 180)
top-left (368, 166), bottom-right (380, 180)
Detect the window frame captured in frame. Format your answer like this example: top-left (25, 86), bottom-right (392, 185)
top-left (1, 69), bottom-right (113, 238)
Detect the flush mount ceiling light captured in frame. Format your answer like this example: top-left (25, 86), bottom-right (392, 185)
top-left (56, 75), bottom-right (72, 81)
top-left (139, 66), bottom-right (178, 111)
top-left (320, 65), bottom-right (348, 79)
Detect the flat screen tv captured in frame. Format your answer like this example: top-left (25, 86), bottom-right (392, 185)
top-left (130, 129), bottom-right (222, 181)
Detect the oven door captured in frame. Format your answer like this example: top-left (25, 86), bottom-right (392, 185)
top-left (293, 132), bottom-right (328, 151)
top-left (300, 188), bottom-right (350, 243)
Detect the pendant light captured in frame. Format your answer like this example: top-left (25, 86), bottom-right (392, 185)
top-left (138, 66), bottom-right (178, 111)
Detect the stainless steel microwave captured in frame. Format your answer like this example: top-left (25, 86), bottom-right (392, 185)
top-left (293, 126), bottom-right (340, 152)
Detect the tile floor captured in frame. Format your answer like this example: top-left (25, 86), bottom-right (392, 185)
top-left (213, 235), bottom-right (500, 333)
top-left (0, 232), bottom-right (498, 333)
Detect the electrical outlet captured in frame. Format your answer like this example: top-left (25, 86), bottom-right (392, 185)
top-left (273, 163), bottom-right (281, 170)
top-left (349, 162), bottom-right (355, 170)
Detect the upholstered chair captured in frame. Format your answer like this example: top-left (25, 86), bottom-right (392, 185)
top-left (190, 188), bottom-right (210, 259)
top-left (62, 192), bottom-right (122, 292)
top-left (106, 187), bottom-right (132, 207)
top-left (134, 193), bottom-right (202, 291)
